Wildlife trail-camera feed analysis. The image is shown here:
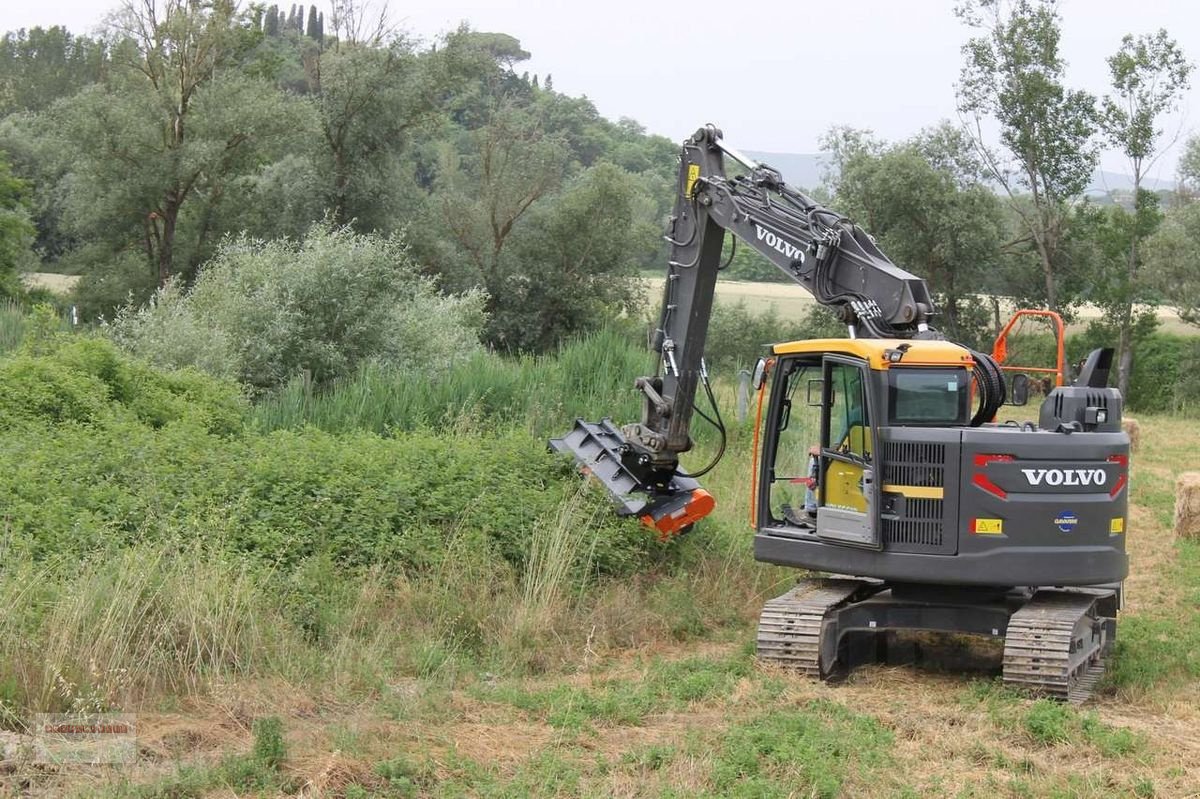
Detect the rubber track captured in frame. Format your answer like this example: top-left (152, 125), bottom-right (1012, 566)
top-left (1002, 592), bottom-right (1108, 704)
top-left (756, 578), bottom-right (871, 677)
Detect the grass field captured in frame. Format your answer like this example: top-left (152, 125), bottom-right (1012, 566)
top-left (4, 408), bottom-right (1192, 799)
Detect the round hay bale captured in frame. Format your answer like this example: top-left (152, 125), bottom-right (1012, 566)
top-left (1122, 417), bottom-right (1140, 451)
top-left (1175, 473), bottom-right (1200, 540)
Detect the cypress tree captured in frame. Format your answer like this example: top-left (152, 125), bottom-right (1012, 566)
top-left (264, 5), bottom-right (280, 36)
top-left (306, 5), bottom-right (319, 40)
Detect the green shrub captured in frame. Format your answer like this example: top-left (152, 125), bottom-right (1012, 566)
top-left (0, 335), bottom-right (245, 434)
top-left (110, 223), bottom-right (487, 393)
top-left (251, 716), bottom-right (286, 770)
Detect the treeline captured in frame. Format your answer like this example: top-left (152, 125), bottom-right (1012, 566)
top-left (0, 4), bottom-right (677, 353)
top-left (1, 0), bottom-right (1200, 399)
top-left (719, 3), bottom-right (1200, 406)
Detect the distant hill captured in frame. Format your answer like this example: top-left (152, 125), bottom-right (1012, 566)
top-left (743, 150), bottom-right (1174, 196)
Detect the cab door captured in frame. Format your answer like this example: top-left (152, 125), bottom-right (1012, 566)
top-left (816, 356), bottom-right (882, 549)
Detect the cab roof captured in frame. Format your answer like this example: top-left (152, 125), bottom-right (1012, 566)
top-left (772, 338), bottom-right (974, 370)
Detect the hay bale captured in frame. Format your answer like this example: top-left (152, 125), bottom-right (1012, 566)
top-left (1176, 473), bottom-right (1200, 540)
top-left (1122, 417), bottom-right (1140, 451)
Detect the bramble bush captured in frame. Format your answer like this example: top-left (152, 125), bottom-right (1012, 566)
top-left (0, 333), bottom-right (245, 433)
top-left (109, 223), bottom-right (487, 393)
top-left (0, 330), bottom-right (657, 577)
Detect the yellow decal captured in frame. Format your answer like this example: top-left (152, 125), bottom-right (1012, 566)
top-left (686, 163), bottom-right (700, 197)
top-left (882, 484), bottom-right (944, 500)
top-left (973, 518), bottom-right (1004, 535)
top-left (1110, 517), bottom-right (1125, 534)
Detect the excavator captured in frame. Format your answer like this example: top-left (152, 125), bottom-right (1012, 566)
top-left (552, 125), bottom-right (1129, 703)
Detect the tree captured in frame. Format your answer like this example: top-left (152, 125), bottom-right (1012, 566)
top-left (106, 0), bottom-right (240, 284)
top-left (485, 163), bottom-right (643, 352)
top-left (1177, 133), bottom-right (1200, 194)
top-left (433, 103), bottom-right (570, 305)
top-left (305, 5), bottom-right (320, 41)
top-left (45, 0), bottom-right (310, 288)
top-left (0, 149), bottom-right (35, 297)
top-left (823, 124), bottom-right (1005, 348)
top-left (1143, 201), bottom-right (1200, 327)
top-left (956, 0), bottom-right (1099, 312)
top-left (308, 27), bottom-right (489, 227)
top-left (0, 27), bottom-right (108, 115)
top-left (1099, 29), bottom-right (1191, 397)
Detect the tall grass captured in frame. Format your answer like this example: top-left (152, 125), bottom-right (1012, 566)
top-left (251, 327), bottom-right (651, 436)
top-left (0, 509), bottom-right (765, 717)
top-left (518, 484), bottom-right (604, 626)
top-left (0, 542), bottom-right (292, 715)
top-left (0, 298), bottom-right (27, 355)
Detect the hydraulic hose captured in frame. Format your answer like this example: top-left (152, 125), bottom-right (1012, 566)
top-left (969, 349), bottom-right (1007, 426)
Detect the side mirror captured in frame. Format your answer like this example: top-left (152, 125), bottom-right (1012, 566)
top-left (1010, 373), bottom-right (1029, 406)
top-left (752, 357), bottom-right (769, 390)
top-left (807, 379), bottom-right (825, 407)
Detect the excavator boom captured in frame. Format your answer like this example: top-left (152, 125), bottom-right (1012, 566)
top-left (552, 125), bottom-right (999, 533)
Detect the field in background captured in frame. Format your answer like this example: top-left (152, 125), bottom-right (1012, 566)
top-left (22, 272), bottom-right (80, 294)
top-left (642, 276), bottom-right (1198, 336)
top-left (27, 272), bottom-right (1197, 338)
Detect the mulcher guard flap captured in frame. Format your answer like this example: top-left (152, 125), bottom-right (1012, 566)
top-left (550, 419), bottom-right (715, 537)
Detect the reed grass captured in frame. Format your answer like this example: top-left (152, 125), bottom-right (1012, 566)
top-left (251, 327), bottom-right (653, 437)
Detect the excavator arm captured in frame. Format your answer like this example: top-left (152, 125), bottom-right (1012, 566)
top-left (551, 124), bottom-right (995, 536)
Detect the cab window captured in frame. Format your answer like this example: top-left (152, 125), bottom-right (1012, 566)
top-left (887, 368), bottom-right (968, 425)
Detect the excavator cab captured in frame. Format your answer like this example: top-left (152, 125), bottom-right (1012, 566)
top-left (764, 353), bottom-right (881, 547)
top-left (757, 339), bottom-right (975, 553)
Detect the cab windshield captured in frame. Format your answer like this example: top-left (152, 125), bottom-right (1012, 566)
top-left (887, 368), bottom-right (968, 426)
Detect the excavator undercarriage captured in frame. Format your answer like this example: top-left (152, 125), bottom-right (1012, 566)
top-left (756, 578), bottom-right (1116, 702)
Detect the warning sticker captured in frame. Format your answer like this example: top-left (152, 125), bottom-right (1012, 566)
top-left (1110, 517), bottom-right (1125, 534)
top-left (686, 163), bottom-right (700, 197)
top-left (972, 518), bottom-right (1004, 535)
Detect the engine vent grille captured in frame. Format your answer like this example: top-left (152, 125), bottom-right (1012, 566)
top-left (883, 441), bottom-right (946, 488)
top-left (883, 498), bottom-right (944, 546)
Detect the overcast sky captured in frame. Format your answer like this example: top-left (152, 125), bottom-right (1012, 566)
top-left (8, 0), bottom-right (1200, 181)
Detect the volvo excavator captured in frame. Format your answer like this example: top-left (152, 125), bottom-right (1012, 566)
top-left (551, 125), bottom-right (1129, 703)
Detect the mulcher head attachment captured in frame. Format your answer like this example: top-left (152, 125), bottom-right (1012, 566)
top-left (550, 418), bottom-right (715, 539)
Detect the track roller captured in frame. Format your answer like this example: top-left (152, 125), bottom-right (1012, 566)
top-left (1002, 590), bottom-right (1113, 704)
top-left (756, 577), bottom-right (878, 677)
